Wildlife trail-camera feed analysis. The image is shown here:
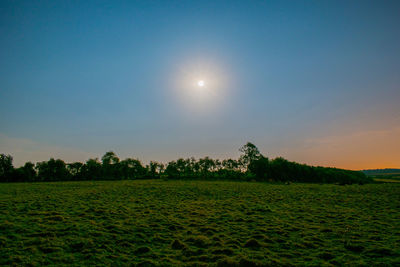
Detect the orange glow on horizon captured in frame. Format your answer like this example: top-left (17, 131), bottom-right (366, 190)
top-left (281, 126), bottom-right (400, 170)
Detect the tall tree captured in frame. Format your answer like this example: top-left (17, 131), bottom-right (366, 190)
top-left (36, 158), bottom-right (69, 181)
top-left (67, 162), bottom-right (84, 180)
top-left (81, 158), bottom-right (102, 180)
top-left (119, 158), bottom-right (145, 179)
top-left (248, 156), bottom-right (269, 181)
top-left (102, 151), bottom-right (120, 179)
top-left (0, 154), bottom-right (14, 182)
top-left (20, 162), bottom-right (36, 182)
top-left (239, 142), bottom-right (262, 170)
top-left (148, 161), bottom-right (163, 178)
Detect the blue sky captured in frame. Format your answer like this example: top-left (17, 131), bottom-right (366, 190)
top-left (1, 0), bottom-right (399, 169)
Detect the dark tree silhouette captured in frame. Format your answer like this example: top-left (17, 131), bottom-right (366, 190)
top-left (0, 143), bottom-right (372, 184)
top-left (248, 156), bottom-right (269, 181)
top-left (239, 142), bottom-right (262, 169)
top-left (119, 158), bottom-right (145, 179)
top-left (148, 161), bottom-right (164, 178)
top-left (102, 151), bottom-right (120, 179)
top-left (0, 154), bottom-right (13, 182)
top-left (67, 162), bottom-right (84, 180)
top-left (36, 158), bottom-right (69, 181)
top-left (81, 158), bottom-right (102, 180)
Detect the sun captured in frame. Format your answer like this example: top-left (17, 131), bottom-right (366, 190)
top-left (171, 58), bottom-right (231, 113)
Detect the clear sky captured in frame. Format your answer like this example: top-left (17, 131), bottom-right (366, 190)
top-left (1, 0), bottom-right (399, 169)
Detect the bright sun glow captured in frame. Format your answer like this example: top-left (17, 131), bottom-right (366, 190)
top-left (171, 58), bottom-right (231, 114)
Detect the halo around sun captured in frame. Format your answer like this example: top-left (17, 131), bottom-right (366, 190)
top-left (170, 57), bottom-right (231, 114)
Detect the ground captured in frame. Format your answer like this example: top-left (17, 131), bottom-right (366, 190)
top-left (0, 180), bottom-right (399, 266)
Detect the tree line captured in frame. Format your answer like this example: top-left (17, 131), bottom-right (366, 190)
top-left (0, 142), bottom-right (371, 184)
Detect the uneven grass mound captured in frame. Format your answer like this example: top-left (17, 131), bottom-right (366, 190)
top-left (0, 180), bottom-right (399, 265)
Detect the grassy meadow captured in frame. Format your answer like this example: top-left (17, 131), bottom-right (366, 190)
top-left (371, 174), bottom-right (400, 183)
top-left (0, 180), bottom-right (399, 266)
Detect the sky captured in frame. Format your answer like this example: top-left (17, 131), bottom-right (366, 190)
top-left (1, 0), bottom-right (399, 169)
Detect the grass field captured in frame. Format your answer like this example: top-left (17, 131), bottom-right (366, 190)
top-left (374, 178), bottom-right (400, 183)
top-left (1, 180), bottom-right (399, 266)
top-left (372, 174), bottom-right (400, 183)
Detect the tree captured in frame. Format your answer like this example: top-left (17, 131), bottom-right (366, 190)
top-left (67, 162), bottom-right (84, 180)
top-left (0, 154), bottom-right (14, 182)
top-left (0, 143), bottom-right (372, 184)
top-left (222, 159), bottom-right (238, 171)
top-left (248, 156), bottom-right (269, 181)
top-left (81, 158), bottom-right (102, 180)
top-left (165, 160), bottom-right (179, 178)
top-left (20, 162), bottom-right (36, 182)
top-left (101, 151), bottom-right (120, 179)
top-left (269, 157), bottom-right (292, 182)
top-left (119, 158), bottom-right (145, 179)
top-left (198, 157), bottom-right (215, 178)
top-left (12, 162), bottom-right (36, 182)
top-left (148, 161), bottom-right (163, 178)
top-left (102, 151), bottom-right (120, 165)
top-left (36, 158), bottom-right (69, 181)
top-left (239, 142), bottom-right (262, 170)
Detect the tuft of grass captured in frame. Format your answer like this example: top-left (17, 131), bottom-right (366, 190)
top-left (171, 240), bottom-right (186, 250)
top-left (186, 236), bottom-right (211, 248)
top-left (243, 239), bottom-right (262, 249)
top-left (135, 246), bottom-right (151, 254)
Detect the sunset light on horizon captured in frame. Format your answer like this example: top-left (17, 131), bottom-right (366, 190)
top-left (0, 1), bottom-right (399, 170)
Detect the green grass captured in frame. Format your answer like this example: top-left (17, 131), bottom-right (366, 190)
top-left (373, 174), bottom-right (400, 183)
top-left (374, 178), bottom-right (400, 183)
top-left (372, 173), bottom-right (400, 183)
top-left (1, 180), bottom-right (399, 266)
